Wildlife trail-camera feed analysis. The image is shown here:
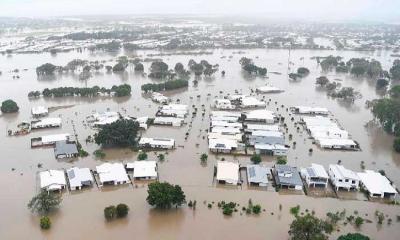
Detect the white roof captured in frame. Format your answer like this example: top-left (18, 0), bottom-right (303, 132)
top-left (214, 99), bottom-right (231, 104)
top-left (32, 117), bottom-right (61, 127)
top-left (251, 130), bottom-right (283, 138)
top-left (211, 116), bottom-right (240, 122)
top-left (241, 97), bottom-right (266, 107)
top-left (216, 161), bottom-right (239, 183)
top-left (294, 106), bottom-right (329, 114)
top-left (127, 161), bottom-right (157, 178)
top-left (67, 167), bottom-right (93, 189)
top-left (245, 109), bottom-right (275, 121)
top-left (357, 170), bottom-right (397, 195)
top-left (257, 86), bottom-right (283, 93)
top-left (302, 116), bottom-right (337, 127)
top-left (136, 116), bottom-right (149, 124)
top-left (208, 132), bottom-right (243, 141)
top-left (40, 170), bottom-right (66, 190)
top-left (96, 163), bottom-right (129, 183)
top-left (139, 137), bottom-right (175, 146)
top-left (329, 164), bottom-right (359, 180)
top-left (318, 138), bottom-right (356, 147)
top-left (31, 106), bottom-right (48, 115)
top-left (312, 128), bottom-right (349, 139)
top-left (228, 94), bottom-right (247, 101)
top-left (41, 133), bottom-right (71, 144)
top-left (89, 112), bottom-right (120, 126)
top-left (161, 104), bottom-right (188, 111)
top-left (210, 111), bottom-right (242, 118)
top-left (211, 127), bottom-right (241, 134)
top-left (247, 164), bottom-right (269, 184)
top-left (211, 120), bottom-right (242, 129)
top-left (303, 163), bottom-right (329, 178)
top-left (246, 124), bottom-right (279, 132)
top-left (154, 117), bottom-right (183, 124)
top-left (254, 144), bottom-right (288, 150)
top-left (209, 138), bottom-right (238, 150)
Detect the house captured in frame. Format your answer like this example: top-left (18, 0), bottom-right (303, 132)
top-left (157, 104), bottom-right (188, 118)
top-left (210, 111), bottom-right (242, 119)
top-left (54, 141), bottom-right (79, 159)
top-left (273, 164), bottom-right (303, 190)
top-left (87, 112), bottom-right (120, 127)
top-left (210, 127), bottom-right (242, 135)
top-left (214, 99), bottom-right (235, 110)
top-left (211, 121), bottom-right (242, 129)
top-left (247, 164), bottom-right (269, 187)
top-left (139, 137), bottom-right (175, 149)
top-left (317, 138), bottom-right (358, 150)
top-left (135, 116), bottom-right (149, 129)
top-left (211, 115), bottom-right (240, 122)
top-left (256, 86), bottom-right (283, 93)
top-left (40, 170), bottom-right (67, 191)
top-left (241, 97), bottom-right (266, 108)
top-left (248, 130), bottom-right (285, 146)
top-left (126, 161), bottom-right (158, 180)
top-left (216, 161), bottom-right (240, 185)
top-left (96, 163), bottom-right (130, 186)
top-left (209, 138), bottom-right (238, 153)
top-left (300, 164), bottom-right (329, 188)
top-left (292, 106), bottom-right (329, 115)
top-left (152, 92), bottom-right (169, 104)
top-left (244, 124), bottom-right (279, 133)
top-left (208, 132), bottom-right (243, 142)
top-left (31, 133), bottom-right (72, 147)
top-left (357, 170), bottom-right (397, 199)
top-left (66, 167), bottom-right (94, 190)
top-left (243, 109), bottom-right (276, 123)
top-left (254, 144), bottom-right (288, 156)
top-left (31, 106), bottom-right (48, 118)
top-left (31, 117), bottom-right (62, 129)
top-left (153, 117), bottom-right (184, 127)
top-left (328, 164), bottom-right (359, 191)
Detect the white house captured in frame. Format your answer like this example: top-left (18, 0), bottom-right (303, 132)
top-left (328, 164), bottom-right (359, 191)
top-left (139, 137), bottom-right (175, 149)
top-left (210, 111), bottom-right (242, 118)
top-left (31, 106), bottom-right (49, 118)
top-left (31, 133), bottom-right (72, 147)
top-left (209, 138), bottom-right (238, 153)
top-left (256, 86), bottom-right (283, 93)
top-left (211, 120), bottom-right (242, 129)
top-left (292, 106), bottom-right (329, 115)
top-left (273, 165), bottom-right (303, 190)
top-left (357, 170), bottom-right (397, 199)
top-left (31, 117), bottom-right (62, 129)
top-left (247, 164), bottom-right (269, 187)
top-left (244, 124), bottom-right (279, 133)
top-left (216, 161), bottom-right (240, 185)
top-left (241, 97), bottom-right (266, 108)
top-left (214, 99), bottom-right (235, 110)
top-left (254, 144), bottom-right (288, 156)
top-left (96, 163), bottom-right (130, 186)
top-left (248, 130), bottom-right (285, 146)
top-left (300, 163), bottom-right (329, 188)
top-left (152, 92), bottom-right (169, 104)
top-left (154, 117), bottom-right (184, 127)
top-left (208, 132), bottom-right (243, 142)
top-left (40, 170), bottom-right (67, 191)
top-left (211, 127), bottom-right (242, 135)
top-left (126, 161), bottom-right (158, 180)
top-left (317, 138), bottom-right (358, 150)
top-left (87, 112), bottom-right (120, 127)
top-left (158, 104), bottom-right (188, 118)
top-left (243, 109), bottom-right (276, 123)
top-left (211, 115), bottom-right (240, 123)
top-left (66, 167), bottom-right (94, 190)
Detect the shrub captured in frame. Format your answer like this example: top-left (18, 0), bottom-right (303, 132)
top-left (290, 205), bottom-right (300, 216)
top-left (116, 203), bottom-right (129, 218)
top-left (94, 149), bottom-right (106, 158)
top-left (138, 151), bottom-right (148, 160)
top-left (277, 156), bottom-right (287, 165)
top-left (40, 216), bottom-right (51, 230)
top-left (1, 99), bottom-right (19, 113)
top-left (250, 154), bottom-right (262, 164)
top-left (252, 204), bottom-right (262, 214)
top-left (104, 206), bottom-right (117, 221)
top-left (200, 153), bottom-right (208, 163)
top-left (355, 216), bottom-right (364, 228)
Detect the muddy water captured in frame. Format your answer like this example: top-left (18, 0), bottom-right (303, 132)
top-left (0, 48), bottom-right (400, 239)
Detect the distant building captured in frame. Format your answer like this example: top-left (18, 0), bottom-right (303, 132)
top-left (291, 106), bottom-right (329, 115)
top-left (96, 163), bottom-right (130, 186)
top-left (66, 167), bottom-right (94, 191)
top-left (208, 138), bottom-right (239, 153)
top-left (248, 130), bottom-right (285, 146)
top-left (153, 117), bottom-right (184, 127)
top-left (54, 140), bottom-right (79, 159)
top-left (256, 86), bottom-right (283, 93)
top-left (254, 144), bottom-right (288, 156)
top-left (243, 109), bottom-right (277, 123)
top-left (31, 106), bottom-right (49, 118)
top-left (328, 164), bottom-right (359, 191)
top-left (273, 164), bottom-right (303, 190)
top-left (31, 117), bottom-right (62, 129)
top-left (126, 161), bottom-right (158, 180)
top-left (40, 170), bottom-right (66, 191)
top-left (300, 163), bottom-right (329, 188)
top-left (31, 133), bottom-right (72, 148)
top-left (214, 99), bottom-right (235, 110)
top-left (139, 137), bottom-right (175, 149)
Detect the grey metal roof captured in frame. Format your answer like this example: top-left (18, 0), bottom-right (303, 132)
top-left (275, 164), bottom-right (303, 187)
top-left (247, 165), bottom-right (269, 184)
top-left (54, 141), bottom-right (78, 157)
top-left (306, 168), bottom-right (316, 178)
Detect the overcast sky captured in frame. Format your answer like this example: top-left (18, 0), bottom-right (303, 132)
top-left (1, 0), bottom-right (398, 22)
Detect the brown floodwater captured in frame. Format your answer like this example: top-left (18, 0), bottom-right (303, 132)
top-left (1, 48), bottom-right (400, 239)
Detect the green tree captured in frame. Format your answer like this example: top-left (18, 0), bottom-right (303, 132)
top-left (116, 203), bottom-right (129, 218)
top-left (354, 216), bottom-right (364, 228)
top-left (337, 233), bottom-right (370, 240)
top-left (138, 151), bottom-right (148, 160)
top-left (200, 153), bottom-right (208, 163)
top-left (40, 216), bottom-right (51, 230)
top-left (289, 214), bottom-right (332, 240)
top-left (316, 76), bottom-right (329, 86)
top-left (28, 190), bottom-right (62, 215)
top-left (250, 154), bottom-right (262, 164)
top-left (146, 182), bottom-right (186, 209)
top-left (134, 63), bottom-right (144, 72)
top-left (252, 204), bottom-right (262, 214)
top-left (149, 61), bottom-right (169, 78)
top-left (277, 156), bottom-right (287, 165)
top-left (104, 206), bottom-right (117, 220)
top-left (1, 99), bottom-right (19, 113)
top-left (94, 119), bottom-right (139, 147)
top-left (394, 138), bottom-right (400, 153)
top-left (297, 67), bottom-right (310, 77)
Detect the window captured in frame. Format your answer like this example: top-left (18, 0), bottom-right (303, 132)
top-left (345, 179), bottom-right (349, 182)
top-left (352, 180), bottom-right (356, 184)
top-left (338, 179), bottom-right (343, 182)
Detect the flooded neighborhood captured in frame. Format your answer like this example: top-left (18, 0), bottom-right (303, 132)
top-left (1, 2), bottom-right (400, 239)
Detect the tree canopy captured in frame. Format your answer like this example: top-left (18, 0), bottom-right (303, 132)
top-left (239, 57), bottom-right (267, 76)
top-left (28, 190), bottom-right (62, 215)
top-left (337, 233), bottom-right (370, 240)
top-left (36, 63), bottom-right (59, 75)
top-left (146, 182), bottom-right (186, 209)
top-left (1, 99), bottom-right (19, 113)
top-left (141, 79), bottom-right (188, 92)
top-left (289, 214), bottom-right (332, 240)
top-left (149, 61), bottom-right (169, 79)
top-left (94, 119), bottom-right (140, 147)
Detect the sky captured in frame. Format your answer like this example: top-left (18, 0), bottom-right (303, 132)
top-left (0, 0), bottom-right (399, 22)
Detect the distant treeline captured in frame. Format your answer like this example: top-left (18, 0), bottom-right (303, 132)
top-left (28, 84), bottom-right (131, 98)
top-left (141, 79), bottom-right (188, 92)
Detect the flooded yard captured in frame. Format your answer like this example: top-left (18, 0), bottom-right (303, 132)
top-left (1, 48), bottom-right (400, 239)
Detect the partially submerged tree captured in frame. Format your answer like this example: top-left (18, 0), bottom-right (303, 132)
top-left (337, 233), bottom-right (370, 240)
top-left (94, 119), bottom-right (139, 148)
top-left (1, 99), bottom-right (19, 113)
top-left (28, 190), bottom-right (62, 215)
top-left (289, 214), bottom-right (333, 240)
top-left (147, 182), bottom-right (186, 209)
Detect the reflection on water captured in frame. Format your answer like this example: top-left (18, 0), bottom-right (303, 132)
top-left (1, 48), bottom-right (400, 239)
